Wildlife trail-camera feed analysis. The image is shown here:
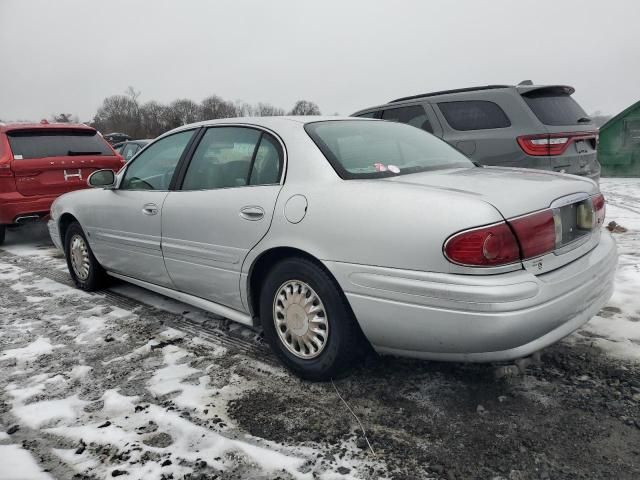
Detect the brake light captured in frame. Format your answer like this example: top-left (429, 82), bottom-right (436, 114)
top-left (0, 164), bottom-right (12, 177)
top-left (444, 222), bottom-right (520, 266)
top-left (517, 131), bottom-right (597, 156)
top-left (592, 193), bottom-right (606, 227)
top-left (509, 210), bottom-right (556, 258)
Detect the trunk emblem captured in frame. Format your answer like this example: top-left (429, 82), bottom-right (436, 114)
top-left (64, 169), bottom-right (83, 181)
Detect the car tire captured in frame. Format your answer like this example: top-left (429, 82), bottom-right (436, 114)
top-left (260, 257), bottom-right (363, 381)
top-left (64, 221), bottom-right (107, 291)
top-left (0, 225), bottom-right (5, 246)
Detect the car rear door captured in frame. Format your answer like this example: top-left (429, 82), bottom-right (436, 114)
top-left (161, 126), bottom-right (284, 311)
top-left (6, 128), bottom-right (122, 197)
top-left (86, 129), bottom-right (197, 287)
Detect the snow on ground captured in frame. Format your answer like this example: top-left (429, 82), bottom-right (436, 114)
top-left (0, 444), bottom-right (54, 480)
top-left (0, 179), bottom-right (639, 479)
top-left (574, 178), bottom-right (640, 360)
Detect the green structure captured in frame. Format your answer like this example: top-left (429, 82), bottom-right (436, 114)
top-left (598, 100), bottom-right (640, 177)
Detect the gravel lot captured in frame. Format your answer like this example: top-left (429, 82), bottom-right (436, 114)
top-left (0, 179), bottom-right (639, 480)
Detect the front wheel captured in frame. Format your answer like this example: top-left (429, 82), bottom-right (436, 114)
top-left (64, 222), bottom-right (107, 291)
top-left (260, 257), bottom-right (363, 381)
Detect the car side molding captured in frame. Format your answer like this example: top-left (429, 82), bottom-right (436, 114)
top-left (107, 271), bottom-right (253, 327)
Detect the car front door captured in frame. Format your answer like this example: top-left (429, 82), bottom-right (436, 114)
top-left (161, 126), bottom-right (284, 311)
top-left (86, 129), bottom-right (197, 287)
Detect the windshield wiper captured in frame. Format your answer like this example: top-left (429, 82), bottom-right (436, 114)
top-left (577, 117), bottom-right (592, 123)
top-left (67, 150), bottom-right (103, 156)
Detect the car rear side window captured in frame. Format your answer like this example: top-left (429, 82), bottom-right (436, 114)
top-left (354, 111), bottom-right (379, 119)
top-left (437, 101), bottom-right (511, 131)
top-left (7, 130), bottom-right (113, 159)
top-left (522, 91), bottom-right (590, 126)
top-left (381, 105), bottom-right (433, 133)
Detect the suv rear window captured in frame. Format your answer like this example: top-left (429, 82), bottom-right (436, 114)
top-left (438, 100), bottom-right (511, 131)
top-left (7, 130), bottom-right (113, 159)
top-left (381, 105), bottom-right (433, 133)
top-left (305, 120), bottom-right (472, 179)
top-left (522, 91), bottom-right (590, 126)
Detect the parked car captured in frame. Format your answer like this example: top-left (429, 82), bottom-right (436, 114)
top-left (352, 83), bottom-right (601, 182)
top-left (103, 132), bottom-right (131, 145)
top-left (0, 122), bottom-right (124, 245)
top-left (48, 117), bottom-right (617, 380)
top-left (112, 139), bottom-right (152, 161)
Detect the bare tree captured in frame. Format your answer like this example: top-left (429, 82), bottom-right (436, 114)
top-left (200, 95), bottom-right (237, 120)
top-left (92, 95), bottom-right (141, 136)
top-left (288, 100), bottom-right (321, 116)
top-left (165, 99), bottom-right (201, 128)
top-left (140, 101), bottom-right (170, 138)
top-left (253, 103), bottom-right (285, 117)
top-left (51, 113), bottom-right (78, 123)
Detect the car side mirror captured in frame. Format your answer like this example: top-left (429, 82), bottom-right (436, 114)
top-left (88, 169), bottom-right (116, 189)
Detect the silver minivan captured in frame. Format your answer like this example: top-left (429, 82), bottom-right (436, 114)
top-left (352, 83), bottom-right (601, 182)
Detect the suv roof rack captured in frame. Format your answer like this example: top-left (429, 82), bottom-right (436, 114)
top-left (389, 85), bottom-right (512, 104)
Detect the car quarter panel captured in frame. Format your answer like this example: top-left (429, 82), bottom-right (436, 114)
top-left (327, 230), bottom-right (617, 359)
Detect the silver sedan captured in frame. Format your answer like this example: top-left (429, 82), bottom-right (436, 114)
top-left (48, 117), bottom-right (618, 380)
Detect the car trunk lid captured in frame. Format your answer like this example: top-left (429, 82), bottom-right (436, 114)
top-left (7, 127), bottom-right (124, 196)
top-left (383, 167), bottom-right (602, 272)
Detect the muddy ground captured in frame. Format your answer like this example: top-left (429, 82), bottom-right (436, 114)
top-left (0, 179), bottom-right (639, 480)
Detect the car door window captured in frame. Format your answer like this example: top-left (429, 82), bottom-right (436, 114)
top-left (182, 127), bottom-right (273, 190)
top-left (249, 134), bottom-right (283, 185)
top-left (382, 105), bottom-right (433, 133)
top-left (121, 130), bottom-right (194, 190)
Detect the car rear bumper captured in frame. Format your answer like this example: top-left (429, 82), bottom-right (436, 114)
top-left (0, 192), bottom-right (56, 224)
top-left (324, 231), bottom-right (617, 362)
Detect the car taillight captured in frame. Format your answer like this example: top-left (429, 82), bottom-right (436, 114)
top-left (517, 131), bottom-right (598, 157)
top-left (592, 193), bottom-right (606, 227)
top-left (0, 163), bottom-right (12, 177)
top-left (444, 222), bottom-right (520, 267)
top-left (509, 210), bottom-right (556, 258)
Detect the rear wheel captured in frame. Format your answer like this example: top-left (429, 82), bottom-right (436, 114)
top-left (0, 225), bottom-right (5, 246)
top-left (64, 222), bottom-right (107, 291)
top-left (259, 257), bottom-right (363, 381)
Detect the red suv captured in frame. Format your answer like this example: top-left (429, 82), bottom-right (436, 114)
top-left (0, 122), bottom-right (124, 244)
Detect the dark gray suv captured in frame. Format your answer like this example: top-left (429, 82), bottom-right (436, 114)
top-left (352, 83), bottom-right (600, 182)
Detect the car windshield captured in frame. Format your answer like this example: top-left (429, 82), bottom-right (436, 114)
top-left (305, 120), bottom-right (473, 179)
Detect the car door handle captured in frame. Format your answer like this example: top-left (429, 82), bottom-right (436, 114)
top-left (239, 206), bottom-right (264, 221)
top-left (142, 203), bottom-right (159, 216)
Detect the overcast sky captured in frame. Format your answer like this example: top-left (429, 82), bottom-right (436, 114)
top-left (1, 0), bottom-right (638, 122)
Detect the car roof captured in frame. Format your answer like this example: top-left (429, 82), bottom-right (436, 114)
top-left (0, 122), bottom-right (96, 134)
top-left (162, 116), bottom-right (363, 137)
top-left (351, 83), bottom-right (576, 115)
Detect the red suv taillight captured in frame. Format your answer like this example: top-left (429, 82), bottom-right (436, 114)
top-left (444, 222), bottom-right (520, 266)
top-left (444, 193), bottom-right (605, 267)
top-left (517, 131), bottom-right (598, 156)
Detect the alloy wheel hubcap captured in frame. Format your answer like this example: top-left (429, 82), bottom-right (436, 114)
top-left (273, 280), bottom-right (329, 359)
top-left (70, 235), bottom-right (91, 281)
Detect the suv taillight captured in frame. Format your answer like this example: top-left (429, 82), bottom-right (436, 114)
top-left (0, 164), bottom-right (12, 177)
top-left (517, 131), bottom-right (598, 156)
top-left (444, 193), bottom-right (605, 267)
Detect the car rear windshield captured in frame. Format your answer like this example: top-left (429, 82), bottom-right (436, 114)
top-left (7, 130), bottom-right (113, 159)
top-left (522, 91), bottom-right (590, 126)
top-left (304, 120), bottom-right (473, 179)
